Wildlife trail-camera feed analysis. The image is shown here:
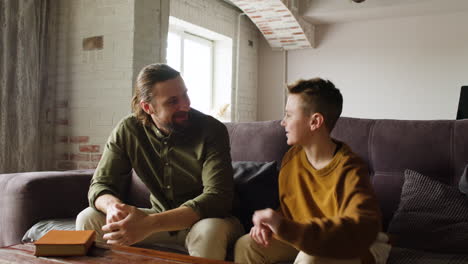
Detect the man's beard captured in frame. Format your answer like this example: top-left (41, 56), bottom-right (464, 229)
top-left (169, 111), bottom-right (190, 133)
top-left (157, 111), bottom-right (190, 134)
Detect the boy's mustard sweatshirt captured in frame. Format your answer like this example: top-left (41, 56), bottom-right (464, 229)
top-left (276, 142), bottom-right (381, 262)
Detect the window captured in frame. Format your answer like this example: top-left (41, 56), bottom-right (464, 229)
top-left (167, 30), bottom-right (214, 114)
top-left (166, 17), bottom-right (232, 121)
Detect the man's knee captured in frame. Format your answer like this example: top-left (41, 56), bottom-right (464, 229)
top-left (186, 217), bottom-right (243, 260)
top-left (76, 207), bottom-right (105, 232)
top-left (189, 217), bottom-right (243, 243)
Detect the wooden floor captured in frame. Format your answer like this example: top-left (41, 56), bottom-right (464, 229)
top-left (0, 243), bottom-right (234, 264)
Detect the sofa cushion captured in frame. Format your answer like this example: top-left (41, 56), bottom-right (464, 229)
top-left (388, 169), bottom-right (468, 254)
top-left (458, 164), bottom-right (468, 195)
top-left (387, 247), bottom-right (468, 264)
top-left (22, 218), bottom-right (75, 243)
top-left (232, 161), bottom-right (279, 232)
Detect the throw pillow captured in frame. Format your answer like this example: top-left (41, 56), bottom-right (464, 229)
top-left (387, 169), bottom-right (468, 254)
top-left (232, 161), bottom-right (279, 232)
top-left (459, 164), bottom-right (468, 195)
top-left (22, 218), bottom-right (75, 243)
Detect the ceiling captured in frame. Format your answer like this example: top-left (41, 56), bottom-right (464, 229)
top-left (302, 0), bottom-right (468, 24)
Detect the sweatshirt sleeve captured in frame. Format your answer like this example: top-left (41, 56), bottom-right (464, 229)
top-left (275, 165), bottom-right (381, 258)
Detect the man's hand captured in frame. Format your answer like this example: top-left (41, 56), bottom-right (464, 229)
top-left (94, 194), bottom-right (128, 225)
top-left (106, 202), bottom-right (129, 224)
top-left (250, 208), bottom-right (282, 247)
top-left (102, 204), bottom-right (153, 246)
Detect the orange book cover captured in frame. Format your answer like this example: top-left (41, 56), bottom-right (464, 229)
top-left (34, 230), bottom-right (95, 257)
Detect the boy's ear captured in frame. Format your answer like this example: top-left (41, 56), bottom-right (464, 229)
top-left (309, 113), bottom-right (325, 131)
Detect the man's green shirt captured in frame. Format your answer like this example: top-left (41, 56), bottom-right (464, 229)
top-left (88, 109), bottom-right (234, 218)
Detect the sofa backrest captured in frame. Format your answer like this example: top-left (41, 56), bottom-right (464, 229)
top-left (333, 117), bottom-right (468, 229)
top-left (128, 117), bottom-right (468, 230)
top-left (226, 118), bottom-right (468, 229)
top-left (224, 120), bottom-right (289, 165)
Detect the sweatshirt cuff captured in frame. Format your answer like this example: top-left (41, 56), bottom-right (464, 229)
top-left (276, 217), bottom-right (306, 245)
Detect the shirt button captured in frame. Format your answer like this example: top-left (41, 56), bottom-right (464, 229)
top-left (163, 141), bottom-right (167, 145)
top-left (166, 185), bottom-right (171, 189)
top-left (165, 162), bottom-right (169, 166)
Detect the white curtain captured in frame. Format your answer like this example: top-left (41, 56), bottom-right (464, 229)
top-left (0, 0), bottom-right (55, 173)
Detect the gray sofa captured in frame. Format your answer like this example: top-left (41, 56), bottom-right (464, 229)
top-left (1, 117), bottom-right (468, 263)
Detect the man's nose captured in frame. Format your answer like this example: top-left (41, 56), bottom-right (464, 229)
top-left (180, 98), bottom-right (190, 111)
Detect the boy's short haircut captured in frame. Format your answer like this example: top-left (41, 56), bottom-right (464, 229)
top-left (287, 78), bottom-right (343, 132)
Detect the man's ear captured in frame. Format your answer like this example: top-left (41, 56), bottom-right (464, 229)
top-left (309, 113), bottom-right (325, 131)
top-left (140, 100), bottom-right (154, 115)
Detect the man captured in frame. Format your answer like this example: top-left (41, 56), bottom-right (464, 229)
top-left (234, 78), bottom-right (390, 264)
top-left (76, 63), bottom-right (243, 260)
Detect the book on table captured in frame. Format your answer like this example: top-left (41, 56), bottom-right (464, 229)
top-left (34, 230), bottom-right (96, 257)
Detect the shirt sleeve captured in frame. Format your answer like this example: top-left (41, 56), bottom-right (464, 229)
top-left (275, 165), bottom-right (381, 258)
top-left (88, 121), bottom-right (132, 210)
top-left (181, 121), bottom-right (234, 219)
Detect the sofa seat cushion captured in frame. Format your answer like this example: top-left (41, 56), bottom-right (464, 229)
top-left (388, 169), bottom-right (468, 254)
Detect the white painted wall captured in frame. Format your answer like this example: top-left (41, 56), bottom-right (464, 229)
top-left (258, 11), bottom-right (468, 121)
top-left (257, 37), bottom-right (286, 121)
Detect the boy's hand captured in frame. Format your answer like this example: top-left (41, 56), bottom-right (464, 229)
top-left (252, 208), bottom-right (282, 234)
top-left (102, 204), bottom-right (153, 246)
top-left (250, 208), bottom-right (282, 247)
top-left (250, 224), bottom-right (272, 247)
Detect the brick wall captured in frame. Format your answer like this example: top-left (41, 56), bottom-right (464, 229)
top-left (51, 0), bottom-right (259, 170)
top-left (52, 0), bottom-right (145, 170)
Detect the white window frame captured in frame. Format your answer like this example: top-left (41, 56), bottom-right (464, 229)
top-left (168, 28), bottom-right (215, 113)
top-left (167, 16), bottom-right (233, 122)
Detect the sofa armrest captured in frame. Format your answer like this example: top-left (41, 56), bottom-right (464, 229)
top-left (0, 170), bottom-right (93, 247)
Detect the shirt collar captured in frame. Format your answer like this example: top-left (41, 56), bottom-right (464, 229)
top-left (151, 123), bottom-right (170, 140)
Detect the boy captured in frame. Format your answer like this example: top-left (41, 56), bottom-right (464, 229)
top-left (234, 78), bottom-right (389, 264)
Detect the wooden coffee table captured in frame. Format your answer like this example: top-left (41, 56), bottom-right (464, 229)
top-left (0, 243), bottom-right (234, 263)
